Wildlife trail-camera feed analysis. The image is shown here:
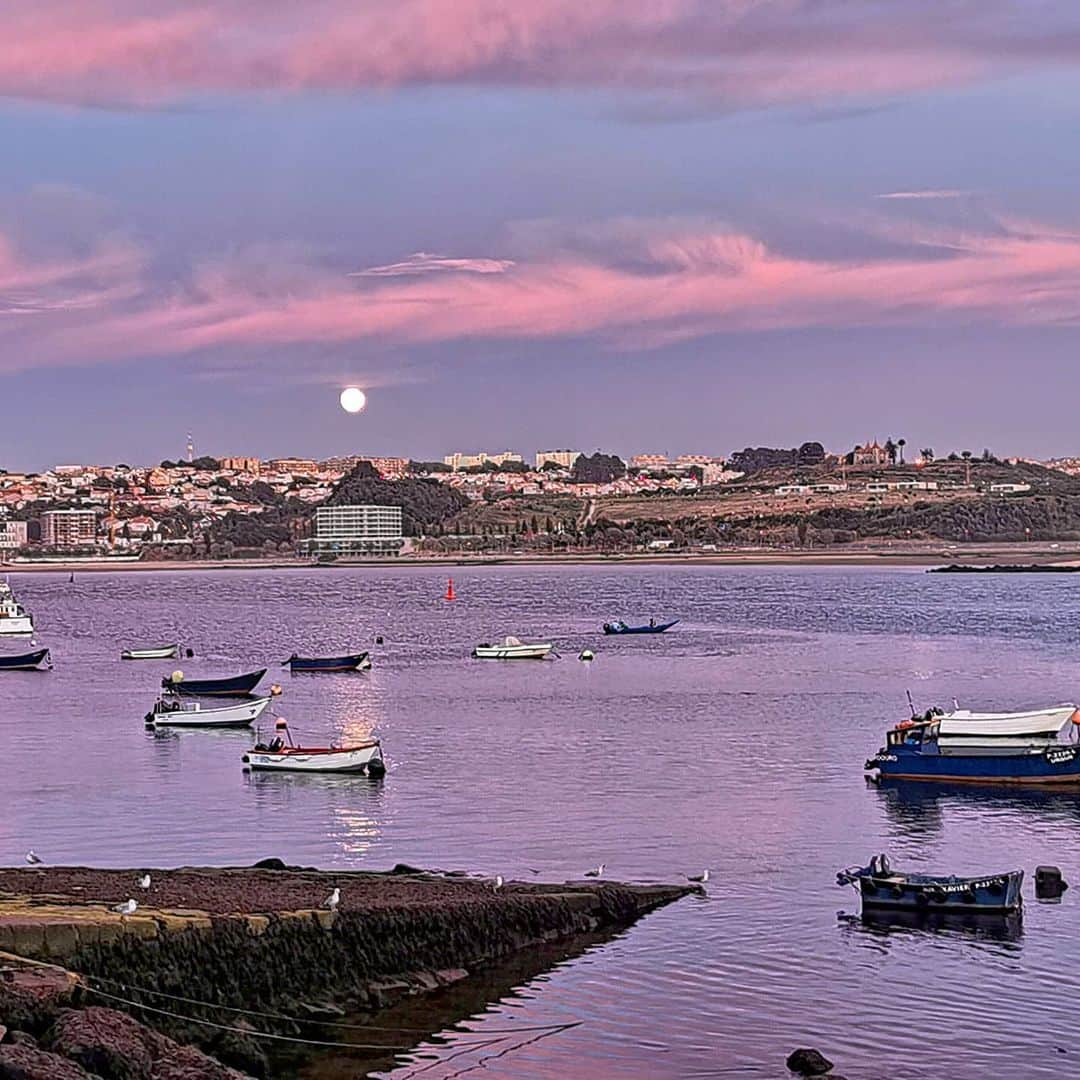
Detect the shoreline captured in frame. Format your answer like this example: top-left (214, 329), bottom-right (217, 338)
top-left (4, 542), bottom-right (1080, 573)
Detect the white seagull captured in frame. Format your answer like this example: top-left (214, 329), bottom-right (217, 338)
top-left (325, 887), bottom-right (340, 911)
top-left (584, 863), bottom-right (605, 878)
top-left (688, 870), bottom-right (710, 884)
top-left (493, 875), bottom-right (504, 891)
top-left (25, 851), bottom-right (42, 865)
top-left (138, 874), bottom-right (151, 890)
top-left (113, 899), bottom-right (138, 915)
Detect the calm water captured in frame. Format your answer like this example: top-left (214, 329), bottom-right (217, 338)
top-left (3, 565), bottom-right (1080, 1079)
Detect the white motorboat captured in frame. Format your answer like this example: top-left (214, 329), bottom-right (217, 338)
top-left (145, 695), bottom-right (271, 728)
top-left (242, 719), bottom-right (385, 774)
top-left (0, 581), bottom-right (33, 636)
top-left (122, 644), bottom-right (180, 660)
top-left (472, 636), bottom-right (554, 660)
top-left (937, 704), bottom-right (1078, 740)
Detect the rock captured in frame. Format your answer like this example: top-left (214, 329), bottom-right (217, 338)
top-left (251, 859), bottom-right (287, 871)
top-left (0, 1042), bottom-right (92, 1079)
top-left (390, 863), bottom-right (425, 875)
top-left (206, 1030), bottom-right (266, 1079)
top-left (45, 1008), bottom-right (153, 1079)
top-left (786, 1047), bottom-right (834, 1075)
top-left (6, 1034), bottom-right (35, 1049)
top-left (295, 1001), bottom-right (345, 1022)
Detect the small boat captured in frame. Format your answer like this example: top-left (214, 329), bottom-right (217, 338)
top-left (122, 644), bottom-right (180, 661)
top-left (283, 652), bottom-right (371, 673)
top-left (0, 582), bottom-right (33, 636)
top-left (162, 668), bottom-right (267, 697)
top-left (838, 854), bottom-right (1023, 913)
top-left (472, 636), bottom-right (553, 660)
top-left (145, 695), bottom-right (271, 728)
top-left (242, 720), bottom-right (385, 775)
top-left (866, 717), bottom-right (1080, 784)
top-left (602, 619), bottom-right (679, 635)
top-left (936, 704), bottom-right (1078, 743)
top-left (0, 647), bottom-right (51, 671)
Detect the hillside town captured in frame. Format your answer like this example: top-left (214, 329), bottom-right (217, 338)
top-left (0, 438), bottom-right (1069, 561)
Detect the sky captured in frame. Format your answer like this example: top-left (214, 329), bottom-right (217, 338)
top-left (4, 1), bottom-right (1080, 470)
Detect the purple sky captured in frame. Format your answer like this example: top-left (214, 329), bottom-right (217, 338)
top-left (4, 1), bottom-right (1080, 470)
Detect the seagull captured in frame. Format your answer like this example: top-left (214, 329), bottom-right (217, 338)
top-left (584, 863), bottom-right (605, 878)
top-left (688, 870), bottom-right (710, 884)
top-left (138, 874), bottom-right (151, 890)
top-left (324, 887), bottom-right (340, 911)
top-left (113, 899), bottom-right (138, 915)
top-left (25, 850), bottom-right (42, 865)
top-left (493, 875), bottom-right (503, 891)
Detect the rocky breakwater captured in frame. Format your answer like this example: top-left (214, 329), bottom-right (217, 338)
top-left (0, 864), bottom-right (698, 1077)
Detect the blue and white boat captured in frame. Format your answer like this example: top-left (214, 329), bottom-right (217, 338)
top-left (838, 854), bottom-right (1023, 913)
top-left (602, 619), bottom-right (679, 635)
top-left (866, 714), bottom-right (1080, 785)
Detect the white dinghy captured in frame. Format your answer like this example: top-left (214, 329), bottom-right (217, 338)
top-left (145, 695), bottom-right (272, 728)
top-left (472, 636), bottom-right (554, 660)
top-left (242, 719), bottom-right (386, 775)
top-left (123, 644), bottom-right (180, 660)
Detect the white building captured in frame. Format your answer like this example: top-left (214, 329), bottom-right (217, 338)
top-left (535, 450), bottom-right (581, 470)
top-left (443, 451), bottom-right (524, 471)
top-left (0, 520), bottom-right (28, 550)
top-left (304, 505), bottom-right (404, 556)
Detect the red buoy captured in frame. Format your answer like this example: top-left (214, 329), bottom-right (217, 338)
top-left (445, 577), bottom-right (456, 602)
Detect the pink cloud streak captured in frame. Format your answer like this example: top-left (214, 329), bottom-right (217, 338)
top-left (8, 214), bottom-right (1080, 373)
top-left (0, 1), bottom-right (1073, 107)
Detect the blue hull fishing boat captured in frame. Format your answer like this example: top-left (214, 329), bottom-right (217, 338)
top-left (866, 713), bottom-right (1080, 785)
top-left (838, 854), bottom-right (1023, 913)
top-left (602, 619), bottom-right (679, 635)
top-left (162, 668), bottom-right (266, 697)
top-left (0, 648), bottom-right (51, 671)
top-left (283, 652), bottom-right (371, 673)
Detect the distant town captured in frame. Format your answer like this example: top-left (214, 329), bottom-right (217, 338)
top-left (2, 437), bottom-right (1080, 562)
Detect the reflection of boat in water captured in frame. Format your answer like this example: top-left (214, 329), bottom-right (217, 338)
top-left (875, 777), bottom-right (1080, 825)
top-left (842, 908), bottom-right (1023, 944)
top-left (838, 854), bottom-right (1023, 913)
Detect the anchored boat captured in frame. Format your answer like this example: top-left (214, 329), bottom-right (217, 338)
top-left (602, 619), bottom-right (679, 635)
top-left (242, 719), bottom-right (385, 774)
top-left (866, 712), bottom-right (1080, 785)
top-left (122, 644), bottom-right (180, 660)
top-left (162, 668), bottom-right (267, 697)
top-left (473, 636), bottom-right (553, 660)
top-left (283, 652), bottom-right (371, 673)
top-left (0, 647), bottom-right (51, 671)
top-left (0, 582), bottom-right (33, 636)
top-left (838, 854), bottom-right (1023, 914)
top-left (145, 695), bottom-right (271, 728)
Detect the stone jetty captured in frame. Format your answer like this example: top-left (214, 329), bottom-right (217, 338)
top-left (0, 864), bottom-right (698, 1077)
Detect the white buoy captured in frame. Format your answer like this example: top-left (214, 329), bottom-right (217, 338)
top-left (578, 649), bottom-right (595, 662)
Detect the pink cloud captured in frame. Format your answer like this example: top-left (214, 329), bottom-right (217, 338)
top-left (9, 213), bottom-right (1080, 374)
top-left (0, 1), bottom-right (1073, 107)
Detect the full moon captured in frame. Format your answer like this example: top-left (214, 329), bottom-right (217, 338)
top-left (339, 387), bottom-right (367, 414)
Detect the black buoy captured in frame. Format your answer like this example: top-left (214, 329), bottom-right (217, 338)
top-left (185, 647), bottom-right (194, 658)
top-left (375, 636), bottom-right (384, 645)
top-left (1035, 865), bottom-right (1069, 899)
